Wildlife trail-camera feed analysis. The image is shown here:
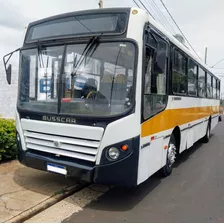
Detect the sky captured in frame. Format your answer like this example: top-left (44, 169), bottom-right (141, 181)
top-left (0, 0), bottom-right (224, 88)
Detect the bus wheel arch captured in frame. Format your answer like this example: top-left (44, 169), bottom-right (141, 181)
top-left (160, 127), bottom-right (180, 177)
top-left (172, 126), bottom-right (181, 154)
top-left (201, 116), bottom-right (211, 143)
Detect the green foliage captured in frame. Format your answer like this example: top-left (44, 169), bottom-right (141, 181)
top-left (0, 118), bottom-right (17, 162)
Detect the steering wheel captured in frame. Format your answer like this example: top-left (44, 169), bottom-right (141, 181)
top-left (85, 90), bottom-right (109, 110)
top-left (86, 91), bottom-right (97, 100)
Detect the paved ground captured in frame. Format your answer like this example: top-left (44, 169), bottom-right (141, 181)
top-left (65, 121), bottom-right (224, 223)
top-left (25, 184), bottom-right (111, 223)
top-left (0, 161), bottom-right (80, 223)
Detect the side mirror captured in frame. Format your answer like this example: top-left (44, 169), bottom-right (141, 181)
top-left (6, 64), bottom-right (12, 85)
top-left (3, 48), bottom-right (20, 85)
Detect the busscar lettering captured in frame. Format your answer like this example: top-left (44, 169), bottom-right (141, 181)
top-left (42, 116), bottom-right (76, 124)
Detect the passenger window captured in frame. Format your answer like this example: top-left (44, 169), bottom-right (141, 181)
top-left (213, 77), bottom-right (217, 99)
top-left (143, 34), bottom-right (168, 120)
top-left (188, 60), bottom-right (198, 96)
top-left (146, 31), bottom-right (157, 49)
top-left (217, 80), bottom-right (220, 99)
top-left (144, 47), bottom-right (154, 95)
top-left (207, 73), bottom-right (212, 98)
top-left (172, 50), bottom-right (187, 94)
top-left (198, 67), bottom-right (206, 98)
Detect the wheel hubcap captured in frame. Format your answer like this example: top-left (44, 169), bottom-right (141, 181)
top-left (167, 143), bottom-right (176, 167)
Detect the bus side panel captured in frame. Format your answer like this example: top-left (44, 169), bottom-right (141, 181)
top-left (138, 136), bottom-right (163, 184)
top-left (179, 116), bottom-right (207, 154)
top-left (16, 111), bottom-right (26, 151)
top-left (197, 119), bottom-right (208, 140)
top-left (137, 136), bottom-right (151, 184)
top-left (187, 127), bottom-right (194, 149)
top-left (138, 128), bottom-right (172, 185)
top-left (211, 114), bottom-right (219, 131)
top-left (179, 126), bottom-right (188, 154)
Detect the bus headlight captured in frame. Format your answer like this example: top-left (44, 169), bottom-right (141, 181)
top-left (108, 147), bottom-right (120, 160)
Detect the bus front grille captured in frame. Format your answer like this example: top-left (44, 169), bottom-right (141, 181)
top-left (24, 131), bottom-right (100, 162)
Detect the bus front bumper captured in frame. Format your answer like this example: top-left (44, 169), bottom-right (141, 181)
top-left (18, 146), bottom-right (139, 187)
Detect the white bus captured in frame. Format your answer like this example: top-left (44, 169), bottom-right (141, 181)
top-left (3, 7), bottom-right (220, 187)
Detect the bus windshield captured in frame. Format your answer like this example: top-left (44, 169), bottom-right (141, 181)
top-left (18, 41), bottom-right (136, 117)
top-left (26, 13), bottom-right (128, 42)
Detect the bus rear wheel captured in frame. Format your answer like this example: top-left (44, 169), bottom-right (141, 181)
top-left (161, 134), bottom-right (177, 177)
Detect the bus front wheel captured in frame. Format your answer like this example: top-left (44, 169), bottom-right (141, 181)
top-left (161, 134), bottom-right (177, 177)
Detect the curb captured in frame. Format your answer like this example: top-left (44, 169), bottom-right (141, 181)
top-left (5, 182), bottom-right (89, 223)
top-left (25, 184), bottom-right (112, 223)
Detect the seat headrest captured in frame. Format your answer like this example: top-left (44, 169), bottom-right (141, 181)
top-left (115, 74), bottom-right (126, 84)
top-left (101, 74), bottom-right (112, 83)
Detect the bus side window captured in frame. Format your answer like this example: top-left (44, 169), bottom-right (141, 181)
top-left (217, 80), bottom-right (220, 99)
top-left (207, 73), bottom-right (212, 98)
top-left (213, 77), bottom-right (217, 99)
top-left (172, 49), bottom-right (187, 95)
top-left (198, 67), bottom-right (206, 98)
top-left (143, 34), bottom-right (168, 120)
top-left (144, 47), bottom-right (154, 95)
top-left (188, 59), bottom-right (198, 97)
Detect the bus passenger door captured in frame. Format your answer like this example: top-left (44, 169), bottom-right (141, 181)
top-left (138, 28), bottom-right (169, 184)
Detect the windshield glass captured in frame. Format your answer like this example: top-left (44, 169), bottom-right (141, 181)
top-left (18, 46), bottom-right (64, 113)
top-left (26, 13), bottom-right (127, 42)
top-left (18, 42), bottom-right (136, 117)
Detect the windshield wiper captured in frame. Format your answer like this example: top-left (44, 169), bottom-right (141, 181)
top-left (37, 40), bottom-right (45, 68)
top-left (37, 40), bottom-right (50, 99)
top-left (71, 33), bottom-right (103, 77)
top-left (70, 35), bottom-right (100, 98)
top-left (71, 36), bottom-right (95, 77)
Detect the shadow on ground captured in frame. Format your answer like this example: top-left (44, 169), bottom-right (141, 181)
top-left (13, 166), bottom-right (77, 196)
top-left (66, 137), bottom-right (209, 215)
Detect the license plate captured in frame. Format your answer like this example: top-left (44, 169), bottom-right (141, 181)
top-left (47, 163), bottom-right (67, 175)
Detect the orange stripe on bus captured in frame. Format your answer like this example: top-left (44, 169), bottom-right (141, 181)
top-left (141, 106), bottom-right (219, 138)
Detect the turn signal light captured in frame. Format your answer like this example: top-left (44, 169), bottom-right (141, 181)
top-left (121, 144), bottom-right (128, 151)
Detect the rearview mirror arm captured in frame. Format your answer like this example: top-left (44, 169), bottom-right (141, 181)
top-left (3, 48), bottom-right (20, 72)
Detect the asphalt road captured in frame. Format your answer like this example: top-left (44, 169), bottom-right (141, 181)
top-left (64, 120), bottom-right (224, 223)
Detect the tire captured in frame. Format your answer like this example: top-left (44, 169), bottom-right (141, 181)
top-left (161, 134), bottom-right (177, 177)
top-left (201, 121), bottom-right (211, 143)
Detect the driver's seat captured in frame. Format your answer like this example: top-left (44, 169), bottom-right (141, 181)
top-left (82, 78), bottom-right (97, 98)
